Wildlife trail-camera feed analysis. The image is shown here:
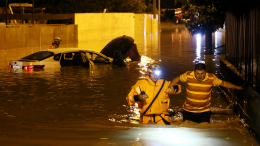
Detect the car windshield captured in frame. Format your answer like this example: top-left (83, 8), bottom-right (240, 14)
top-left (20, 51), bottom-right (54, 61)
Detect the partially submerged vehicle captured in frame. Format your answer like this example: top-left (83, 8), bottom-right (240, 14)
top-left (9, 48), bottom-right (112, 70)
top-left (9, 35), bottom-right (141, 70)
top-left (100, 35), bottom-right (141, 67)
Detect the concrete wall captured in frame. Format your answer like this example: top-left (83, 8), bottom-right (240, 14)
top-left (0, 13), bottom-right (158, 67)
top-left (1, 24), bottom-right (77, 50)
top-left (134, 14), bottom-right (146, 46)
top-left (75, 13), bottom-right (158, 52)
top-left (0, 24), bottom-right (78, 64)
top-left (0, 13), bottom-right (157, 53)
top-left (0, 26), bottom-right (6, 50)
top-left (134, 14), bottom-right (158, 45)
top-left (75, 13), bottom-right (134, 52)
top-left (134, 14), bottom-right (159, 56)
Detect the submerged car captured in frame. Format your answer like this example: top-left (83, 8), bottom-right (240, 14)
top-left (100, 35), bottom-right (141, 67)
top-left (9, 48), bottom-right (113, 70)
top-left (9, 35), bottom-right (142, 70)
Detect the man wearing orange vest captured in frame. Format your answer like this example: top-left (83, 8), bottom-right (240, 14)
top-left (126, 62), bottom-right (181, 125)
top-left (168, 63), bottom-right (242, 123)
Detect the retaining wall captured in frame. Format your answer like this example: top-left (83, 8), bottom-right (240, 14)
top-left (0, 24), bottom-right (77, 51)
top-left (75, 13), bottom-right (158, 52)
top-left (0, 13), bottom-right (158, 67)
top-left (220, 59), bottom-right (260, 141)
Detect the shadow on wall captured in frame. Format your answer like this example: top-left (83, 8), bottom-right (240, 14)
top-left (220, 59), bottom-right (260, 142)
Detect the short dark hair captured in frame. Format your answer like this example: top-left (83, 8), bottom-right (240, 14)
top-left (195, 63), bottom-right (206, 71)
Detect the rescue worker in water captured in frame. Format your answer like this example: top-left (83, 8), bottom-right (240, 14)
top-left (126, 63), bottom-right (181, 125)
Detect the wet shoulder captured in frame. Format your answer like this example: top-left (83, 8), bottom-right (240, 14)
top-left (135, 79), bottom-right (148, 86)
top-left (207, 73), bottom-right (215, 78)
top-left (186, 71), bottom-right (193, 75)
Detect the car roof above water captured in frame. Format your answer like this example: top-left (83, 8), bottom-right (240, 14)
top-left (47, 48), bottom-right (112, 60)
top-left (47, 48), bottom-right (94, 54)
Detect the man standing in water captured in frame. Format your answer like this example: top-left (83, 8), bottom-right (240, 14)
top-left (168, 63), bottom-right (242, 123)
top-left (126, 63), bottom-right (181, 125)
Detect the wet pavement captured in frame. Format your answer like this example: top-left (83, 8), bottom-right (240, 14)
top-left (0, 22), bottom-right (259, 146)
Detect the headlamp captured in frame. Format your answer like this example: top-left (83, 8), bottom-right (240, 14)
top-left (153, 69), bottom-right (161, 76)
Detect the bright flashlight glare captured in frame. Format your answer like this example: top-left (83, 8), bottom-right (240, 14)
top-left (154, 70), bottom-right (161, 76)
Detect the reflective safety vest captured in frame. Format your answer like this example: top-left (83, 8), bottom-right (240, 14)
top-left (126, 76), bottom-right (177, 115)
top-left (181, 71), bottom-right (221, 113)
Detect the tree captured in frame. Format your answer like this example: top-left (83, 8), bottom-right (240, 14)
top-left (2, 0), bottom-right (153, 24)
top-left (4, 0), bottom-right (153, 14)
top-left (182, 0), bottom-right (226, 53)
top-left (32, 0), bottom-right (153, 13)
top-left (160, 0), bottom-right (175, 8)
top-left (175, 0), bottom-right (187, 8)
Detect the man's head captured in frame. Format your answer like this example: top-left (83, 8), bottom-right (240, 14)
top-left (148, 62), bottom-right (162, 82)
top-left (194, 63), bottom-right (206, 82)
top-left (54, 37), bottom-right (62, 46)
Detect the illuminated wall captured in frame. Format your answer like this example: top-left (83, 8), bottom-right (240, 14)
top-left (75, 13), bottom-right (157, 52)
top-left (0, 24), bottom-right (77, 51)
top-left (0, 24), bottom-right (77, 65)
top-left (0, 13), bottom-right (158, 66)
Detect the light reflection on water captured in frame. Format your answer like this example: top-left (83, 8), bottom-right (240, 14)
top-left (193, 34), bottom-right (205, 64)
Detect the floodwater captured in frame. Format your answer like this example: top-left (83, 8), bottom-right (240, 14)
top-left (0, 22), bottom-right (259, 146)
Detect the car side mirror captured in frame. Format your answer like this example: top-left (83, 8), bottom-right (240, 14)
top-left (53, 53), bottom-right (61, 61)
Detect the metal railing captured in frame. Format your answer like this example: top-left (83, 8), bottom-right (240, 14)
top-left (225, 0), bottom-right (260, 93)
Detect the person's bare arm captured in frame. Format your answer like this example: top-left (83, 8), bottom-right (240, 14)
top-left (168, 76), bottom-right (181, 88)
top-left (220, 81), bottom-right (243, 90)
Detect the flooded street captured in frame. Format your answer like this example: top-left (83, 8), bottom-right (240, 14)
top-left (0, 22), bottom-right (258, 145)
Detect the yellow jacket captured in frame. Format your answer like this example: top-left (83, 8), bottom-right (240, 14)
top-left (126, 76), bottom-right (180, 115)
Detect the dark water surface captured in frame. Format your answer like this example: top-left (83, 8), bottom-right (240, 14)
top-left (0, 23), bottom-right (258, 146)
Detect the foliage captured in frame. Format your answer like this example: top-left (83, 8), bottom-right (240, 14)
top-left (3, 0), bottom-right (153, 24)
top-left (182, 0), bottom-right (226, 35)
top-left (161, 0), bottom-right (175, 8)
top-left (2, 0), bottom-right (153, 13)
top-left (161, 9), bottom-right (178, 23)
top-left (174, 0), bottom-right (187, 8)
top-left (104, 0), bottom-right (152, 13)
top-left (32, 0), bottom-right (153, 13)
top-left (160, 0), bottom-right (187, 23)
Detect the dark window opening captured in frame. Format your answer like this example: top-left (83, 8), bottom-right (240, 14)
top-left (60, 52), bottom-right (89, 67)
